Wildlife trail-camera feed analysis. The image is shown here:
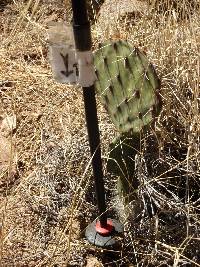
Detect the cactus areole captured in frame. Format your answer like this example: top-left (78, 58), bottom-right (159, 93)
top-left (71, 0), bottom-right (123, 247)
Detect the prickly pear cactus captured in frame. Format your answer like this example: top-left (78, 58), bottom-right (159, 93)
top-left (94, 40), bottom-right (162, 204)
top-left (107, 133), bottom-right (141, 203)
top-left (94, 40), bottom-right (161, 134)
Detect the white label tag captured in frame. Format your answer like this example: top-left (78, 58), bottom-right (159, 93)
top-left (47, 22), bottom-right (78, 84)
top-left (76, 51), bottom-right (97, 87)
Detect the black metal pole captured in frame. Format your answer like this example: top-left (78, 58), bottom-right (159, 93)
top-left (71, 0), bottom-right (107, 227)
top-left (83, 87), bottom-right (107, 227)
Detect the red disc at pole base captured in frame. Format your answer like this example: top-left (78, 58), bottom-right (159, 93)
top-left (95, 219), bottom-right (114, 236)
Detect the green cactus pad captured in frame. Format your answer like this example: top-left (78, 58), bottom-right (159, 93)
top-left (107, 134), bottom-right (139, 177)
top-left (94, 40), bottom-right (161, 134)
top-left (107, 133), bottom-right (140, 201)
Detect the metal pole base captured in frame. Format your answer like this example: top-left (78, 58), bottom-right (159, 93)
top-left (85, 219), bottom-right (123, 247)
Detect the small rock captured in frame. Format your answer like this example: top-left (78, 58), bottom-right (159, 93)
top-left (0, 115), bottom-right (17, 137)
top-left (0, 116), bottom-right (17, 188)
top-left (86, 256), bottom-right (102, 267)
top-left (0, 80), bottom-right (13, 89)
top-left (31, 112), bottom-right (43, 121)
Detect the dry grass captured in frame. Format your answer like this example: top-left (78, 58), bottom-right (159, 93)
top-left (0, 0), bottom-right (200, 266)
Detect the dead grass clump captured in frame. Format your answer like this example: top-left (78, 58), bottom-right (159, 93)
top-left (0, 134), bottom-right (93, 266)
top-left (149, 0), bottom-right (200, 19)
